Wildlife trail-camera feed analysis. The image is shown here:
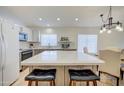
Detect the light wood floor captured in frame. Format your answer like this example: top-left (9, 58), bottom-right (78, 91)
top-left (12, 68), bottom-right (124, 86)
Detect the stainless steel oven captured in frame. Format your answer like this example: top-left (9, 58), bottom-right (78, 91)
top-left (20, 49), bottom-right (33, 71)
top-left (21, 50), bottom-right (33, 61)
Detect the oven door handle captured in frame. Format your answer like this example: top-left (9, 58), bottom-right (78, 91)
top-left (22, 51), bottom-right (32, 55)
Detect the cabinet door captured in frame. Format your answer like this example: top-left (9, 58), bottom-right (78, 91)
top-left (27, 28), bottom-right (32, 41)
top-left (32, 30), bottom-right (40, 42)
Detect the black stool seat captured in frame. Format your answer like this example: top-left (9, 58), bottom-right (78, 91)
top-left (69, 69), bottom-right (100, 81)
top-left (25, 69), bottom-right (56, 81)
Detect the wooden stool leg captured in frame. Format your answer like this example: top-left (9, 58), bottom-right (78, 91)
top-left (35, 81), bottom-right (38, 86)
top-left (120, 69), bottom-right (123, 80)
top-left (96, 65), bottom-right (99, 71)
top-left (93, 81), bottom-right (97, 86)
top-left (86, 81), bottom-right (89, 86)
top-left (50, 81), bottom-right (53, 86)
top-left (52, 80), bottom-right (55, 86)
top-left (73, 81), bottom-right (76, 86)
top-left (117, 77), bottom-right (119, 86)
top-left (69, 80), bottom-right (72, 86)
top-left (28, 81), bottom-right (32, 86)
top-left (99, 71), bottom-right (101, 77)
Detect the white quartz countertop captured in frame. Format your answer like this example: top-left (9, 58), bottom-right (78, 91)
top-left (31, 46), bottom-right (76, 50)
top-left (21, 51), bottom-right (104, 66)
top-left (21, 46), bottom-right (76, 50)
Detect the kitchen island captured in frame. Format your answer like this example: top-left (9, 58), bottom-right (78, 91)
top-left (21, 51), bottom-right (104, 86)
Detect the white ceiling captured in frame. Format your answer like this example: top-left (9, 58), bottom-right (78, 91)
top-left (0, 6), bottom-right (124, 27)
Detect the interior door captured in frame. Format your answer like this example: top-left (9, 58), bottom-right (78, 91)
top-left (2, 20), bottom-right (19, 85)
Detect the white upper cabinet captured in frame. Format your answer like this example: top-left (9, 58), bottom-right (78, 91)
top-left (32, 30), bottom-right (40, 42)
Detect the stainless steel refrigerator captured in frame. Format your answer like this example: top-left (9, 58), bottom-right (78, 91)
top-left (0, 18), bottom-right (19, 86)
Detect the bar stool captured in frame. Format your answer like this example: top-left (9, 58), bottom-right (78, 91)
top-left (69, 69), bottom-right (100, 86)
top-left (25, 69), bottom-right (56, 86)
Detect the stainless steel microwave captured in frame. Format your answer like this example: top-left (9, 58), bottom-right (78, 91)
top-left (19, 32), bottom-right (28, 41)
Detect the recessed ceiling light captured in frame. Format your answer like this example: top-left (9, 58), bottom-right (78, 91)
top-left (57, 18), bottom-right (60, 21)
top-left (39, 18), bottom-right (42, 21)
top-left (75, 18), bottom-right (79, 21)
top-left (47, 24), bottom-right (50, 27)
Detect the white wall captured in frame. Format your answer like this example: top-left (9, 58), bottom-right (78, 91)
top-left (0, 7), bottom-right (34, 49)
top-left (0, 9), bottom-right (32, 49)
top-left (31, 27), bottom-right (124, 51)
top-left (0, 7), bottom-right (24, 25)
top-left (99, 29), bottom-right (124, 49)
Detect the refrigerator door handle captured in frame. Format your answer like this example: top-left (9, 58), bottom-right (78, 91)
top-left (0, 23), bottom-right (3, 71)
top-left (1, 23), bottom-right (6, 70)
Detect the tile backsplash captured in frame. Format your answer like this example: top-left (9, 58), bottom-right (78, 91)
top-left (19, 42), bottom-right (29, 49)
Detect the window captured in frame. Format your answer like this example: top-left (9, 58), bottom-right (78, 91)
top-left (78, 34), bottom-right (97, 54)
top-left (41, 34), bottom-right (57, 46)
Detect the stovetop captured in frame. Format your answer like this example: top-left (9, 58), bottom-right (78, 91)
top-left (19, 49), bottom-right (32, 52)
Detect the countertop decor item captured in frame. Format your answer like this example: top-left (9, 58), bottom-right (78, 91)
top-left (59, 37), bottom-right (72, 48)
